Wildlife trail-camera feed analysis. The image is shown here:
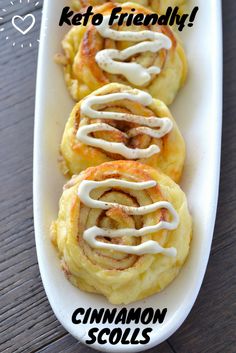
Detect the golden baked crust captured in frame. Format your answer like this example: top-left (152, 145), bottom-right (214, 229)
top-left (72, 0), bottom-right (188, 15)
top-left (51, 160), bottom-right (192, 305)
top-left (58, 2), bottom-right (188, 105)
top-left (60, 83), bottom-right (185, 182)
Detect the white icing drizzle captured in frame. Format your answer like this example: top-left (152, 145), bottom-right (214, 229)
top-left (78, 179), bottom-right (179, 256)
top-left (95, 16), bottom-right (172, 86)
top-left (76, 90), bottom-right (173, 159)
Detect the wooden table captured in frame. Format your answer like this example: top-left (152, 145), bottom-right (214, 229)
top-left (0, 1), bottom-right (235, 352)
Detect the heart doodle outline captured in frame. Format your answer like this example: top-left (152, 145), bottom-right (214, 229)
top-left (12, 14), bottom-right (35, 35)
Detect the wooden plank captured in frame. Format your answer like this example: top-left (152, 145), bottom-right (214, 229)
top-left (210, 0), bottom-right (236, 257)
top-left (168, 241), bottom-right (236, 353)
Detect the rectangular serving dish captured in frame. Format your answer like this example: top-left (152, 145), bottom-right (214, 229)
top-left (33, 0), bottom-right (222, 352)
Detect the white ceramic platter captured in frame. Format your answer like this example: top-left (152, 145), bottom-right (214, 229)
top-left (33, 0), bottom-right (222, 351)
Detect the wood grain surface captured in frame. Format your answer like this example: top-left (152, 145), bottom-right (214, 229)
top-left (0, 1), bottom-right (235, 352)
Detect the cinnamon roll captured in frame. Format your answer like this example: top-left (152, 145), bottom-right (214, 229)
top-left (58, 2), bottom-right (187, 105)
top-left (51, 160), bottom-right (192, 304)
top-left (60, 83), bottom-right (185, 182)
top-left (72, 0), bottom-right (188, 15)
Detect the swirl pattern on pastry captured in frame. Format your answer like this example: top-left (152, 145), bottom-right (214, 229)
top-left (57, 2), bottom-right (187, 105)
top-left (78, 178), bottom-right (179, 255)
top-left (72, 0), bottom-right (188, 15)
top-left (60, 83), bottom-right (185, 182)
top-left (51, 161), bottom-right (192, 304)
